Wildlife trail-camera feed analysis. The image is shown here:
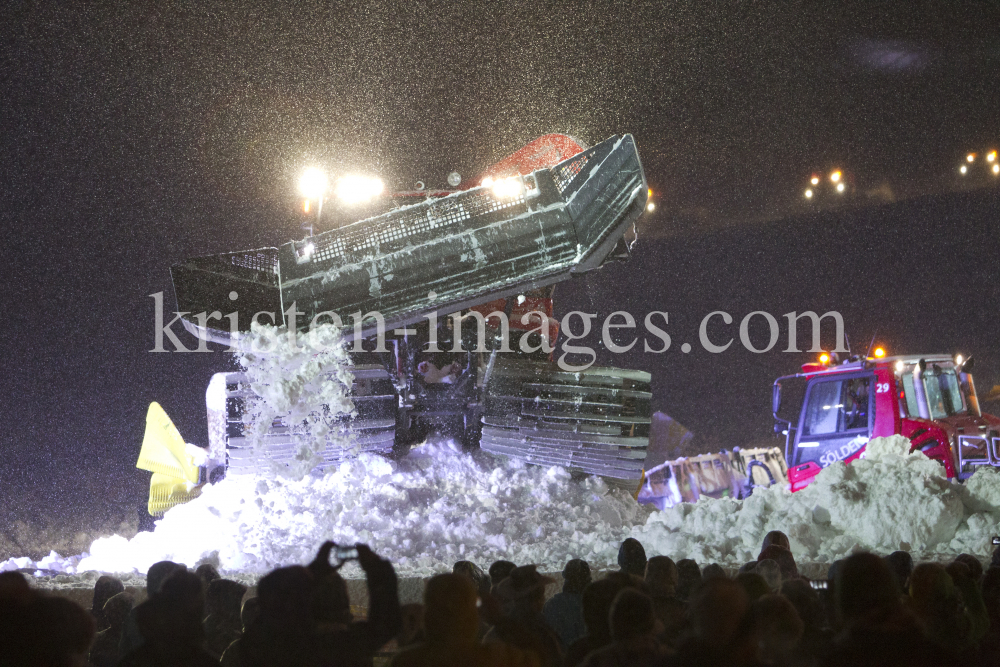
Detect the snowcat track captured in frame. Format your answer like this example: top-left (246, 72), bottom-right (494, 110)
top-left (221, 365), bottom-right (396, 474)
top-left (481, 359), bottom-right (651, 481)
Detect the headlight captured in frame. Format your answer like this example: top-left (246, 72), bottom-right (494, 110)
top-left (335, 175), bottom-right (385, 204)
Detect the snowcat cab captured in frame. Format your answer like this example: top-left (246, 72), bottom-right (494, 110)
top-left (774, 351), bottom-right (1000, 491)
top-left (150, 134), bottom-right (653, 512)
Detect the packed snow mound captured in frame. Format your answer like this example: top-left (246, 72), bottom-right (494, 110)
top-left (632, 435), bottom-right (1000, 565)
top-left (14, 441), bottom-right (646, 576)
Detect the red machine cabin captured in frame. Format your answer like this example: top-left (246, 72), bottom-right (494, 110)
top-left (773, 353), bottom-right (1000, 491)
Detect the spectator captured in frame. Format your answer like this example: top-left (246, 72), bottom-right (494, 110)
top-left (738, 562), bottom-right (758, 575)
top-left (203, 578), bottom-right (248, 660)
top-left (758, 545), bottom-right (798, 581)
top-left (756, 559), bottom-right (782, 592)
top-left (735, 572), bottom-right (770, 603)
top-left (760, 530), bottom-right (790, 555)
top-left (89, 591), bottom-right (134, 667)
top-left (566, 573), bottom-right (642, 667)
top-left (453, 560), bottom-right (491, 600)
top-left (674, 559), bottom-right (702, 602)
top-left (909, 563), bottom-right (967, 652)
top-left (945, 560), bottom-right (988, 644)
top-left (883, 551), bottom-right (913, 594)
top-left (618, 538), bottom-right (647, 578)
top-left (396, 603), bottom-right (426, 649)
top-left (236, 565), bottom-right (315, 667)
top-left (668, 577), bottom-right (755, 666)
top-left (454, 560), bottom-right (493, 641)
top-left (2, 584), bottom-right (96, 666)
top-left (487, 565), bottom-right (563, 667)
top-left (702, 563), bottom-right (727, 581)
top-left (581, 588), bottom-right (667, 667)
top-left (645, 556), bottom-right (685, 646)
top-left (119, 560), bottom-right (186, 656)
top-left (978, 567), bottom-right (1000, 666)
top-left (489, 560), bottom-right (517, 592)
top-left (219, 596), bottom-right (259, 667)
top-left (953, 553), bottom-right (984, 582)
top-left (752, 593), bottom-right (803, 666)
top-left (391, 573), bottom-right (537, 667)
top-left (118, 569), bottom-right (216, 667)
top-left (780, 578), bottom-right (831, 664)
top-left (197, 563), bottom-right (222, 593)
top-left (543, 558), bottom-right (591, 648)
top-left (827, 552), bottom-right (938, 667)
top-left (91, 575), bottom-right (125, 631)
top-left (241, 541), bottom-right (400, 667)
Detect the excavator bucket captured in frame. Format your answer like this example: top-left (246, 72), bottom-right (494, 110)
top-left (137, 402), bottom-right (201, 515)
top-left (171, 134), bottom-right (648, 344)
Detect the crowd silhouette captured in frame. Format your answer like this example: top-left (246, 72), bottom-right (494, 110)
top-left (3, 533), bottom-right (1000, 666)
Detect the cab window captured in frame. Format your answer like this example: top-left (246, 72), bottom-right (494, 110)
top-left (802, 376), bottom-right (872, 436)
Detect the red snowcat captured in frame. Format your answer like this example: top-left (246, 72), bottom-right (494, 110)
top-left (773, 350), bottom-right (1000, 491)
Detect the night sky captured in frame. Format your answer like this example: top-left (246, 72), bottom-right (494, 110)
top-left (2, 2), bottom-right (999, 535)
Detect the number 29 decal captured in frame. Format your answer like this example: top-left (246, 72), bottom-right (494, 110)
top-left (875, 382), bottom-right (890, 394)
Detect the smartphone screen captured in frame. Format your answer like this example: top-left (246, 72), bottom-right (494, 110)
top-left (335, 546), bottom-right (359, 561)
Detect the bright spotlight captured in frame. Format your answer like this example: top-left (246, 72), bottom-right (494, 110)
top-left (810, 176), bottom-right (820, 186)
top-left (956, 354), bottom-right (964, 367)
top-left (960, 165), bottom-right (968, 174)
top-left (874, 347), bottom-right (886, 358)
top-left (647, 202), bottom-right (656, 212)
top-left (967, 153), bottom-right (976, 163)
top-left (895, 360), bottom-right (905, 373)
top-left (491, 176), bottom-right (523, 199)
top-left (830, 170), bottom-right (842, 183)
top-left (299, 168), bottom-right (329, 199)
top-left (989, 151), bottom-right (997, 163)
top-left (993, 164), bottom-right (1000, 175)
top-left (819, 353), bottom-right (830, 364)
top-left (836, 182), bottom-right (845, 193)
top-left (335, 175), bottom-right (385, 204)
top-left (804, 189), bottom-right (813, 198)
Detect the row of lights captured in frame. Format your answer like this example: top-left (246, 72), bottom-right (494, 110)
top-left (804, 170), bottom-right (847, 199)
top-left (299, 168), bottom-right (662, 222)
top-left (959, 150), bottom-right (1000, 176)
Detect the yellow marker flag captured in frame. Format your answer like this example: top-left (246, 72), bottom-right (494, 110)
top-left (136, 402), bottom-right (200, 483)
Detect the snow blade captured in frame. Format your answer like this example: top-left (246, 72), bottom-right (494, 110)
top-left (481, 358), bottom-right (652, 483)
top-left (172, 134), bottom-right (648, 345)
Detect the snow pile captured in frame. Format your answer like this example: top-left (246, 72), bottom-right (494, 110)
top-left (8, 441), bottom-right (645, 576)
top-left (237, 322), bottom-right (356, 478)
top-left (633, 435), bottom-right (1000, 565)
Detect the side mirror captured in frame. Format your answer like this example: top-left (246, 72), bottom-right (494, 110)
top-left (961, 355), bottom-right (975, 373)
top-left (918, 358), bottom-right (927, 373)
top-left (772, 384), bottom-right (781, 415)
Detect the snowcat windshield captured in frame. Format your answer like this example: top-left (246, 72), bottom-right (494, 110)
top-left (924, 367), bottom-right (966, 419)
